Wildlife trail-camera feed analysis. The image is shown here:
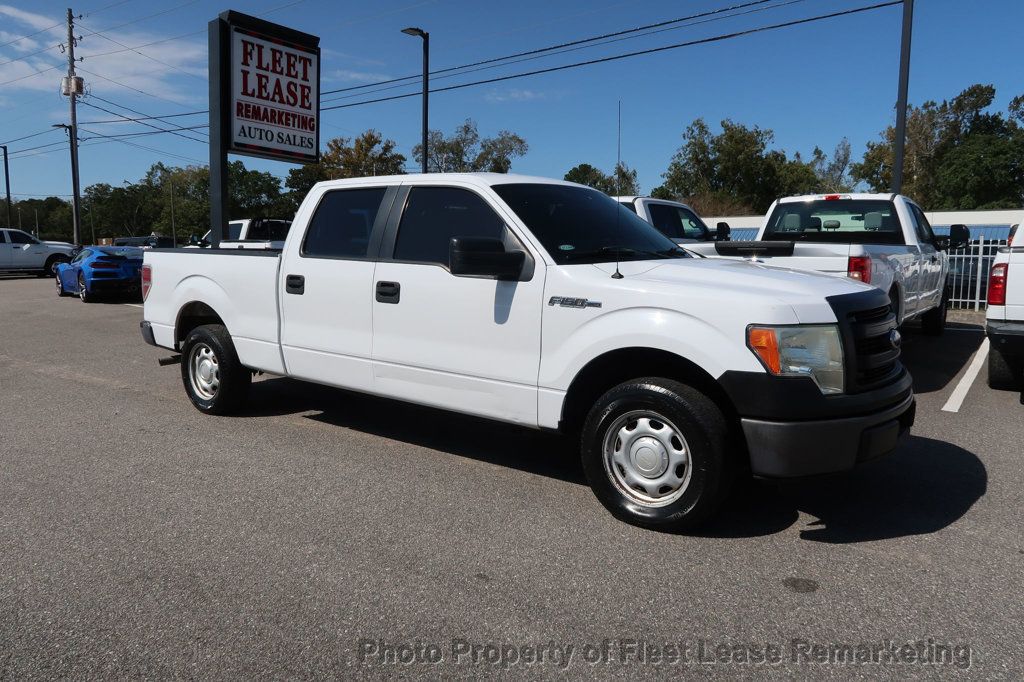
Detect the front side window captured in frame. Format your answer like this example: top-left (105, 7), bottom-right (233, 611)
top-left (763, 199), bottom-right (905, 245)
top-left (647, 203), bottom-right (710, 241)
top-left (7, 230), bottom-right (36, 244)
top-left (394, 187), bottom-right (507, 266)
top-left (493, 183), bottom-right (688, 264)
top-left (908, 204), bottom-right (936, 245)
top-left (302, 188), bottom-right (387, 259)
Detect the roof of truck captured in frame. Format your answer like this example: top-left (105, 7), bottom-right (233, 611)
top-left (313, 172), bottom-right (582, 191)
top-left (776, 193), bottom-right (901, 203)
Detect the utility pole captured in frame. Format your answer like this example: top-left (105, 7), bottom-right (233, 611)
top-left (402, 27), bottom-right (429, 173)
top-left (35, 209), bottom-right (38, 238)
top-left (63, 7), bottom-right (83, 245)
top-left (1, 145), bottom-right (10, 228)
top-left (892, 0), bottom-right (914, 194)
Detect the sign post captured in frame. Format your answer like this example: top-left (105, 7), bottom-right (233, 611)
top-left (208, 11), bottom-right (320, 246)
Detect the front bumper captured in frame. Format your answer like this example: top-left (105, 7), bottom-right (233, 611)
top-left (742, 393), bottom-right (915, 478)
top-left (987, 320), bottom-right (1024, 357)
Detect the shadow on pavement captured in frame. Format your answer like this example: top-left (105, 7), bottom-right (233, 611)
top-left (241, 380), bottom-right (987, 542)
top-left (899, 324), bottom-right (984, 395)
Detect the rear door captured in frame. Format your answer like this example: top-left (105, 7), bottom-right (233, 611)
top-left (279, 185), bottom-right (396, 393)
top-left (370, 183), bottom-right (544, 425)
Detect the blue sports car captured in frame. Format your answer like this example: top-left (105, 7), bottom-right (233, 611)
top-left (55, 246), bottom-right (144, 302)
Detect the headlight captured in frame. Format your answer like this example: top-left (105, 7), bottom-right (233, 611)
top-left (747, 324), bottom-right (845, 395)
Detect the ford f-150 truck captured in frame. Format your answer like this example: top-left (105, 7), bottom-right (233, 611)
top-left (986, 227), bottom-right (1023, 389)
top-left (140, 174), bottom-right (915, 530)
top-left (688, 194), bottom-right (969, 335)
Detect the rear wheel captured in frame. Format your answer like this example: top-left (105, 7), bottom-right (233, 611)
top-left (180, 324), bottom-right (251, 415)
top-left (78, 273), bottom-right (94, 303)
top-left (581, 377), bottom-right (733, 531)
top-left (55, 273), bottom-right (67, 296)
top-left (988, 348), bottom-right (1021, 390)
top-left (921, 286), bottom-right (949, 336)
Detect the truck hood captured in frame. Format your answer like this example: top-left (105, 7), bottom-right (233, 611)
top-left (566, 257), bottom-right (874, 324)
top-left (43, 240), bottom-right (74, 247)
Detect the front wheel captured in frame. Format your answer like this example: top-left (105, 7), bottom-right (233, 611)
top-left (42, 255), bottom-right (69, 278)
top-left (921, 286), bottom-right (949, 336)
top-left (180, 324), bottom-right (251, 415)
top-left (580, 378), bottom-right (734, 531)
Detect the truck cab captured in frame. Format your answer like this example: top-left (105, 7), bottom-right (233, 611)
top-left (0, 228), bottom-right (75, 277)
top-left (616, 196), bottom-right (722, 243)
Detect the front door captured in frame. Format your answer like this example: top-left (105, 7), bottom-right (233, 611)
top-left (370, 184), bottom-right (545, 426)
top-left (279, 185), bottom-right (395, 393)
top-left (908, 203), bottom-right (943, 310)
top-left (7, 230), bottom-right (45, 269)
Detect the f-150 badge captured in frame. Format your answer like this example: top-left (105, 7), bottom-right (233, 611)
top-left (548, 296), bottom-right (602, 309)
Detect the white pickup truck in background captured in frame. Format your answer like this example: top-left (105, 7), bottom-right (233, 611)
top-left (986, 223), bottom-right (1023, 389)
top-left (690, 194), bottom-right (969, 334)
top-left (187, 217), bottom-right (293, 249)
top-left (0, 228), bottom-right (75, 277)
top-left (140, 174), bottom-right (915, 530)
top-left (615, 196), bottom-right (730, 243)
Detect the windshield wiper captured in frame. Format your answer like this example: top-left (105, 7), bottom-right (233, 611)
top-left (561, 246), bottom-right (687, 262)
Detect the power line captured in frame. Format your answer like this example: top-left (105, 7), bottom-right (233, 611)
top-left (0, 21), bottom-right (63, 50)
top-left (79, 110), bottom-right (207, 124)
top-left (0, 64), bottom-right (62, 88)
top-left (322, 0), bottom-right (776, 96)
top-left (82, 125), bottom-right (207, 140)
top-left (77, 127), bottom-right (206, 164)
top-left (76, 66), bottom-right (198, 109)
top-left (78, 98), bottom-right (208, 143)
top-left (76, 20), bottom-right (206, 82)
top-left (85, 0), bottom-right (202, 35)
top-left (88, 94), bottom-right (208, 138)
top-left (321, 0), bottom-right (810, 105)
top-left (323, 1), bottom-right (902, 112)
top-left (0, 128), bottom-right (61, 146)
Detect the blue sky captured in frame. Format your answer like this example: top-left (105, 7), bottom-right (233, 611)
top-left (1, 0), bottom-right (1021, 202)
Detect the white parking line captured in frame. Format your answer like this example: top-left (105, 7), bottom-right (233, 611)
top-left (941, 338), bottom-right (990, 413)
top-left (122, 303), bottom-right (144, 309)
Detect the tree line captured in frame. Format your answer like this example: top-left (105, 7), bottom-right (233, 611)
top-left (4, 83), bottom-right (1020, 242)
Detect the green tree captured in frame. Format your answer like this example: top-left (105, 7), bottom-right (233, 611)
top-left (563, 161), bottom-right (640, 195)
top-left (412, 119), bottom-right (528, 173)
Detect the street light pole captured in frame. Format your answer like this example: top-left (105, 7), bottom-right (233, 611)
top-left (1, 144), bottom-right (11, 228)
top-left (402, 27), bottom-right (429, 174)
top-left (892, 0), bottom-right (914, 194)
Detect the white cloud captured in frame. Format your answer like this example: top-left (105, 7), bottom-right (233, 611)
top-left (328, 68), bottom-right (394, 83)
top-left (484, 88), bottom-right (546, 103)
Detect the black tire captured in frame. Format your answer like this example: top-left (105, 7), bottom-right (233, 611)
top-left (988, 348), bottom-right (1021, 390)
top-left (921, 286), bottom-right (949, 336)
top-left (580, 377), bottom-right (734, 531)
top-left (179, 324), bottom-right (251, 415)
top-left (78, 272), bottom-right (94, 303)
top-left (42, 255), bottom-right (68, 278)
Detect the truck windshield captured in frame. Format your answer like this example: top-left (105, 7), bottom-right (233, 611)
top-left (762, 199), bottom-right (905, 245)
top-left (493, 184), bottom-right (689, 264)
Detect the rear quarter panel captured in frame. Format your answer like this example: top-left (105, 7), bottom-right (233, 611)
top-left (143, 250), bottom-right (284, 373)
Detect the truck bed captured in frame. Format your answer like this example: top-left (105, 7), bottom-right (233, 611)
top-left (143, 248), bottom-right (286, 374)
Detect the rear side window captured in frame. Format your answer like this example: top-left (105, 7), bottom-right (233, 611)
top-left (302, 188), bottom-right (387, 258)
top-left (248, 219), bottom-right (291, 241)
top-left (394, 186), bottom-right (506, 266)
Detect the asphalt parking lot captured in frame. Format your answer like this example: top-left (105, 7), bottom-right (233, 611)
top-left (1, 275), bottom-right (1022, 678)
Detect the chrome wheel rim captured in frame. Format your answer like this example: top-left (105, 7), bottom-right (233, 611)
top-left (188, 343), bottom-right (220, 401)
top-left (602, 410), bottom-right (692, 506)
top-left (78, 275), bottom-right (86, 300)
top-left (55, 275), bottom-right (62, 294)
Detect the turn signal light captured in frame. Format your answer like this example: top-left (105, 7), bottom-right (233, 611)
top-left (848, 256), bottom-right (871, 284)
top-left (988, 263), bottom-right (1008, 306)
top-left (747, 327), bottom-right (781, 374)
top-left (141, 264), bottom-right (152, 301)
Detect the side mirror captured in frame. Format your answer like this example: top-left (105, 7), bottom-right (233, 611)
top-left (715, 222), bottom-right (731, 241)
top-left (449, 237), bottom-right (525, 280)
top-left (947, 224), bottom-right (970, 251)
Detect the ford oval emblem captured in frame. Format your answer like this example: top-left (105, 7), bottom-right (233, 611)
top-left (889, 328), bottom-right (902, 350)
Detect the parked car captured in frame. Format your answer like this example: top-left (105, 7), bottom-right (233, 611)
top-left (113, 235), bottom-right (176, 249)
top-left (986, 239), bottom-right (1024, 389)
top-left (616, 196), bottom-right (729, 243)
top-left (55, 246), bottom-right (144, 302)
top-left (0, 228), bottom-right (75, 277)
top-left (690, 193), bottom-right (969, 334)
top-left (187, 218), bottom-right (292, 249)
top-left (140, 174), bottom-right (914, 531)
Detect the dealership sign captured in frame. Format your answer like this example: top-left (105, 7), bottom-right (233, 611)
top-left (214, 11), bottom-right (320, 164)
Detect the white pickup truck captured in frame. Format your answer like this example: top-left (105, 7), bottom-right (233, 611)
top-left (689, 194), bottom-right (969, 334)
top-left (615, 196), bottom-right (729, 243)
top-left (986, 223), bottom-right (1023, 389)
top-left (187, 217), bottom-right (292, 249)
top-left (0, 228), bottom-right (75, 276)
top-left (140, 174), bottom-right (915, 530)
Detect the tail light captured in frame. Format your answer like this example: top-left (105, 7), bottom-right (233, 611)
top-left (141, 264), bottom-right (152, 301)
top-left (91, 261), bottom-right (118, 269)
top-left (988, 263), bottom-right (1008, 306)
top-left (848, 256), bottom-right (872, 284)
